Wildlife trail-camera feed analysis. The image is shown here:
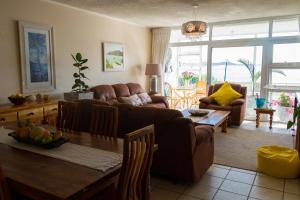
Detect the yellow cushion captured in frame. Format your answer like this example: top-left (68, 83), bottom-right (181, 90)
top-left (257, 146), bottom-right (300, 178)
top-left (209, 82), bottom-right (242, 106)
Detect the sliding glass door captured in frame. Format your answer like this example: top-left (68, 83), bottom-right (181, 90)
top-left (211, 46), bottom-right (263, 119)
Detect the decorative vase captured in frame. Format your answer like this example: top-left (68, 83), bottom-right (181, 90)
top-left (184, 80), bottom-right (190, 87)
top-left (278, 106), bottom-right (293, 122)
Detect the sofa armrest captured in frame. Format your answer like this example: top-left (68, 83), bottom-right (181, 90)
top-left (230, 98), bottom-right (245, 106)
top-left (199, 97), bottom-right (212, 105)
top-left (150, 95), bottom-right (169, 108)
top-left (195, 125), bottom-right (214, 145)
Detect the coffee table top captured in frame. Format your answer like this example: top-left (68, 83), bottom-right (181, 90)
top-left (182, 109), bottom-right (230, 127)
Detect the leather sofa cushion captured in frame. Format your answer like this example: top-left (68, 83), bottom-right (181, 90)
top-left (113, 84), bottom-right (130, 97)
top-left (90, 85), bottom-right (117, 101)
top-left (127, 83), bottom-right (145, 95)
top-left (142, 103), bottom-right (166, 109)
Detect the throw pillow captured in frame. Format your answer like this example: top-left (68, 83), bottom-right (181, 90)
top-left (209, 82), bottom-right (242, 106)
top-left (137, 92), bottom-right (152, 104)
top-left (119, 94), bottom-right (143, 106)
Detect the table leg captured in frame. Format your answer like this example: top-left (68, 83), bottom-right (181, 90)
top-left (269, 113), bottom-right (273, 129)
top-left (256, 112), bottom-right (260, 128)
top-left (221, 118), bottom-right (228, 133)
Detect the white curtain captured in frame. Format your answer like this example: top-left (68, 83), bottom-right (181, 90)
top-left (151, 27), bottom-right (171, 93)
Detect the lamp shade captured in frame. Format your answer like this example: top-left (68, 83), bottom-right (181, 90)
top-left (145, 64), bottom-right (161, 76)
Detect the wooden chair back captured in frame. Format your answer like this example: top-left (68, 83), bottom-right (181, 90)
top-left (117, 125), bottom-right (155, 200)
top-left (0, 167), bottom-right (11, 200)
top-left (90, 105), bottom-right (118, 139)
top-left (56, 101), bottom-right (80, 132)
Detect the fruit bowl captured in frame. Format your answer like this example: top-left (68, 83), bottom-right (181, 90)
top-left (8, 132), bottom-right (69, 149)
top-left (8, 96), bottom-right (27, 105)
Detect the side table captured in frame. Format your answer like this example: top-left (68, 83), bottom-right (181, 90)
top-left (254, 108), bottom-right (276, 129)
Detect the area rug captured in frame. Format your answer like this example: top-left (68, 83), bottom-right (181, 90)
top-left (213, 127), bottom-right (295, 171)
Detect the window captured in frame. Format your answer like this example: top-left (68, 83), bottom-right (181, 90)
top-left (212, 21), bottom-right (269, 40)
top-left (170, 28), bottom-right (209, 43)
top-left (272, 17), bottom-right (300, 37)
top-left (273, 43), bottom-right (300, 63)
top-left (270, 69), bottom-right (300, 87)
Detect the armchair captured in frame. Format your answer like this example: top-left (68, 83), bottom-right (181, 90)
top-left (199, 83), bottom-right (247, 126)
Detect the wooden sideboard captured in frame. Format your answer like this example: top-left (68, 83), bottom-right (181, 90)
top-left (0, 100), bottom-right (58, 127)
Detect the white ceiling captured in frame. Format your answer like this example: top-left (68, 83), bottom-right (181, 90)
top-left (49, 0), bottom-right (300, 27)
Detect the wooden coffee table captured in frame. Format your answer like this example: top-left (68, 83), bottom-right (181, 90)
top-left (182, 109), bottom-right (231, 133)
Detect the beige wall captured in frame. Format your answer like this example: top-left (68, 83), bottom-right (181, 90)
top-left (0, 0), bottom-right (151, 103)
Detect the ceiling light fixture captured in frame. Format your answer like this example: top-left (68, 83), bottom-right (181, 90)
top-left (181, 4), bottom-right (207, 39)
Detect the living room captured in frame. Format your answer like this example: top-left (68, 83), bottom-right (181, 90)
top-left (0, 0), bottom-right (300, 200)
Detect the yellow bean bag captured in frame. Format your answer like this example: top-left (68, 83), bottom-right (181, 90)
top-left (257, 146), bottom-right (300, 178)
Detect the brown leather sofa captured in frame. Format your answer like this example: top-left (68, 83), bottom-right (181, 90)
top-left (89, 83), bottom-right (169, 108)
top-left (199, 83), bottom-right (247, 126)
top-left (114, 103), bottom-right (214, 182)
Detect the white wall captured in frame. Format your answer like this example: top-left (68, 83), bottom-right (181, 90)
top-left (0, 0), bottom-right (151, 103)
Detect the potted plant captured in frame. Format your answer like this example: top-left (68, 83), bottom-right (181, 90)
top-left (181, 71), bottom-right (195, 87)
top-left (64, 53), bottom-right (94, 101)
top-left (272, 92), bottom-right (294, 122)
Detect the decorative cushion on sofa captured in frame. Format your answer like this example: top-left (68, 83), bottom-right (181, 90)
top-left (113, 84), bottom-right (131, 97)
top-left (119, 94), bottom-right (143, 106)
top-left (209, 82), bottom-right (242, 106)
top-left (138, 92), bottom-right (152, 104)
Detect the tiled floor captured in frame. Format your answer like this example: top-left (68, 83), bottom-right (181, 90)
top-left (150, 164), bottom-right (300, 200)
top-left (240, 120), bottom-right (294, 135)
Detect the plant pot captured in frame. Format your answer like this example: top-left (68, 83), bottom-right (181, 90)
top-left (64, 91), bottom-right (94, 101)
top-left (278, 106), bottom-right (294, 123)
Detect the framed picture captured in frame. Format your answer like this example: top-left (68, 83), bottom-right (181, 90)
top-left (18, 21), bottom-right (55, 93)
top-left (103, 42), bottom-right (124, 72)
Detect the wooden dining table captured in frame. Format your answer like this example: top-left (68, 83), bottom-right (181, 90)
top-left (0, 128), bottom-right (123, 200)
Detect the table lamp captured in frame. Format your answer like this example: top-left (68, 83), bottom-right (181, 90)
top-left (145, 64), bottom-right (161, 94)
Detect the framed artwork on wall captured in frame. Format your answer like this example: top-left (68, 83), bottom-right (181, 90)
top-left (18, 21), bottom-right (55, 93)
top-left (102, 42), bottom-right (125, 72)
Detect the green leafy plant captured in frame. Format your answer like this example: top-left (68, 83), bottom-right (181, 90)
top-left (279, 92), bottom-right (292, 107)
top-left (71, 52), bottom-right (89, 92)
top-left (287, 105), bottom-right (300, 129)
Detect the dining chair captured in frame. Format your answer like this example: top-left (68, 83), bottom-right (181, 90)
top-left (0, 166), bottom-right (11, 200)
top-left (192, 80), bottom-right (207, 107)
top-left (164, 82), bottom-right (182, 109)
top-left (117, 125), bottom-right (155, 200)
top-left (56, 101), bottom-right (80, 132)
top-left (90, 105), bottom-right (118, 139)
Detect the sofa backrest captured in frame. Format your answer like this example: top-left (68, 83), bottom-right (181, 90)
top-left (208, 82), bottom-right (247, 98)
top-left (90, 85), bottom-right (117, 102)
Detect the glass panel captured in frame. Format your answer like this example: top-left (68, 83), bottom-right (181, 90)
top-left (272, 17), bottom-right (300, 37)
top-left (164, 45), bottom-right (207, 87)
top-left (271, 68), bottom-right (300, 87)
top-left (211, 46), bottom-right (263, 119)
top-left (170, 28), bottom-right (209, 43)
top-left (273, 43), bottom-right (300, 63)
top-left (212, 21), bottom-right (269, 40)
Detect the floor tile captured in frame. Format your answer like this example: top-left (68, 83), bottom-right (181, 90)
top-left (226, 170), bottom-right (255, 184)
top-left (213, 190), bottom-right (247, 200)
top-left (250, 185), bottom-right (283, 200)
top-left (184, 184), bottom-right (217, 200)
top-left (206, 166), bottom-right (230, 178)
top-left (213, 164), bottom-right (231, 170)
top-left (253, 175), bottom-right (284, 191)
top-left (198, 175), bottom-right (224, 188)
top-left (285, 179), bottom-right (300, 195)
top-left (220, 180), bottom-right (252, 196)
top-left (178, 195), bottom-right (201, 200)
top-left (284, 192), bottom-right (300, 200)
top-left (231, 167), bottom-right (256, 175)
top-left (150, 188), bottom-right (181, 200)
top-left (155, 179), bottom-right (188, 193)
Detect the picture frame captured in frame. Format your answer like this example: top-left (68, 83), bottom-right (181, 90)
top-left (102, 42), bottom-right (125, 72)
top-left (18, 21), bottom-right (56, 93)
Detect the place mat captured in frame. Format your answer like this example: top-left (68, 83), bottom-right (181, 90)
top-left (0, 129), bottom-right (122, 172)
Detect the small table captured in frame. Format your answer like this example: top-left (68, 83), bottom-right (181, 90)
top-left (254, 108), bottom-right (276, 129)
top-left (182, 109), bottom-right (230, 133)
